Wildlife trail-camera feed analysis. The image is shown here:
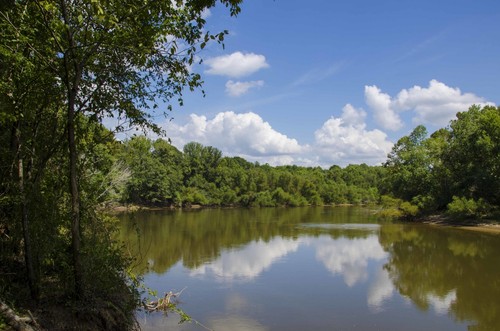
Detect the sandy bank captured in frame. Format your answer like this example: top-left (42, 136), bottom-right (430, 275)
top-left (421, 215), bottom-right (500, 234)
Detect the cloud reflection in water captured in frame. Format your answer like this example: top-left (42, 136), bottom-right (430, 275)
top-left (367, 267), bottom-right (395, 312)
top-left (188, 230), bottom-right (414, 313)
top-left (427, 290), bottom-right (457, 315)
top-left (314, 235), bottom-right (387, 287)
top-left (190, 237), bottom-right (300, 281)
top-left (208, 315), bottom-right (269, 331)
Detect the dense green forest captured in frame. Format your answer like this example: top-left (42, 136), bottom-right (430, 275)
top-left (118, 138), bottom-right (385, 207)
top-left (114, 104), bottom-right (499, 221)
top-left (0, 0), bottom-right (499, 329)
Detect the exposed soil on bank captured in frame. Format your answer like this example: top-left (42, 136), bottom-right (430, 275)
top-left (419, 214), bottom-right (500, 234)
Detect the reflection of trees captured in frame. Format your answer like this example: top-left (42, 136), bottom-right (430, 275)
top-left (117, 206), bottom-right (379, 274)
top-left (380, 224), bottom-right (500, 331)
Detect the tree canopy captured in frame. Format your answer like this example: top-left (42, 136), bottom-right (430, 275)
top-left (0, 0), bottom-right (242, 328)
top-left (384, 104), bottom-right (500, 218)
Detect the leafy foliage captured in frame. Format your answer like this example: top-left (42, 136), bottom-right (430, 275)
top-left (384, 105), bottom-right (500, 219)
top-left (446, 196), bottom-right (492, 219)
top-left (443, 105), bottom-right (500, 206)
top-left (118, 138), bottom-right (386, 207)
top-left (0, 0), bottom-right (243, 328)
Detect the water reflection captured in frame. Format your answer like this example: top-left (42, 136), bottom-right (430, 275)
top-left (208, 315), bottom-right (268, 331)
top-left (313, 235), bottom-right (387, 286)
top-left (118, 207), bottom-right (380, 274)
top-left (118, 207), bottom-right (500, 331)
top-left (367, 267), bottom-right (394, 312)
top-left (190, 237), bottom-right (300, 281)
top-left (210, 293), bottom-right (268, 331)
top-left (427, 290), bottom-right (457, 315)
top-left (380, 224), bottom-right (500, 331)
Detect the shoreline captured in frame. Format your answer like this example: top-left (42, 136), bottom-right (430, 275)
top-left (418, 214), bottom-right (500, 234)
top-left (107, 203), bottom-right (354, 213)
top-left (110, 204), bottom-right (500, 234)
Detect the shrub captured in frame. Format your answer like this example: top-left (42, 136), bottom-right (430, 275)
top-left (399, 201), bottom-right (419, 217)
top-left (380, 195), bottom-right (401, 208)
top-left (378, 195), bottom-right (419, 220)
top-left (411, 194), bottom-right (437, 212)
top-left (254, 191), bottom-right (275, 207)
top-left (447, 196), bottom-right (477, 217)
top-left (446, 196), bottom-right (492, 218)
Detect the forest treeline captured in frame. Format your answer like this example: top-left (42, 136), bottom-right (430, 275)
top-left (118, 137), bottom-right (385, 208)
top-left (116, 104), bottom-right (499, 220)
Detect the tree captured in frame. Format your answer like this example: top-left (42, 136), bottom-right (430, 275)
top-left (183, 142), bottom-right (223, 185)
top-left (1, 0), bottom-right (243, 302)
top-left (422, 128), bottom-right (452, 209)
top-left (152, 138), bottom-right (184, 202)
top-left (443, 105), bottom-right (500, 206)
top-left (385, 125), bottom-right (433, 201)
top-left (0, 2), bottom-right (66, 299)
top-left (383, 105), bottom-right (500, 215)
top-left (38, 0), bottom-right (241, 297)
top-left (121, 137), bottom-right (183, 205)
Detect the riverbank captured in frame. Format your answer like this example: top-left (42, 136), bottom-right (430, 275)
top-left (419, 214), bottom-right (500, 234)
top-left (1, 217), bottom-right (139, 331)
top-left (108, 202), bottom-right (356, 213)
top-left (111, 203), bottom-right (500, 235)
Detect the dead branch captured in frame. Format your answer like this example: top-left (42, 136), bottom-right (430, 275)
top-left (143, 287), bottom-right (187, 312)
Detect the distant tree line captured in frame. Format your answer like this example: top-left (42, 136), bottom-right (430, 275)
top-left (117, 138), bottom-right (386, 208)
top-left (115, 104), bottom-right (499, 220)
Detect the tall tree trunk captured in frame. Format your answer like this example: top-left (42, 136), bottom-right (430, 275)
top-left (68, 101), bottom-right (83, 298)
top-left (15, 127), bottom-right (39, 300)
top-left (61, 0), bottom-right (84, 297)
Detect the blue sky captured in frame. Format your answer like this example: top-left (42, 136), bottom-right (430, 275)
top-left (149, 0), bottom-right (500, 167)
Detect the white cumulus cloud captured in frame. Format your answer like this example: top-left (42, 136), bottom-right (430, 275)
top-left (365, 80), bottom-right (491, 130)
top-left (313, 104), bottom-right (393, 166)
top-left (164, 106), bottom-right (393, 167)
top-left (205, 52), bottom-right (269, 78)
top-left (365, 85), bottom-right (404, 131)
top-left (140, 81), bottom-right (492, 167)
top-left (165, 111), bottom-right (302, 161)
top-left (225, 80), bottom-right (264, 97)
top-left (201, 8), bottom-right (211, 19)
top-left (394, 79), bottom-right (491, 126)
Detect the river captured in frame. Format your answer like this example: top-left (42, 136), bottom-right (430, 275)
top-left (117, 206), bottom-right (500, 331)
